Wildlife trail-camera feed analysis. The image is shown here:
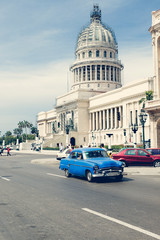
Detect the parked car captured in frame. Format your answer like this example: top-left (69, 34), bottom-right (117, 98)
top-left (112, 148), bottom-right (160, 167)
top-left (146, 148), bottom-right (160, 155)
top-left (59, 147), bottom-right (124, 182)
top-left (56, 148), bottom-right (71, 160)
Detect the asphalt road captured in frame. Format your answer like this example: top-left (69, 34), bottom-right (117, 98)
top-left (0, 152), bottom-right (160, 240)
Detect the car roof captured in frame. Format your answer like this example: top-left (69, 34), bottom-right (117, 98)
top-left (72, 147), bottom-right (104, 153)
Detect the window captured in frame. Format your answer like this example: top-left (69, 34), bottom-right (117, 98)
top-left (77, 153), bottom-right (83, 160)
top-left (71, 152), bottom-right (76, 159)
top-left (92, 65), bottom-right (95, 80)
top-left (111, 67), bottom-right (113, 81)
top-left (97, 65), bottom-right (100, 80)
top-left (102, 65), bottom-right (105, 80)
top-left (106, 66), bottom-right (109, 80)
top-left (110, 52), bottom-right (112, 58)
top-left (104, 51), bottom-right (106, 58)
top-left (137, 150), bottom-right (148, 156)
top-left (125, 150), bottom-right (136, 155)
top-left (96, 50), bottom-right (99, 57)
top-left (82, 52), bottom-right (85, 58)
top-left (88, 51), bottom-right (92, 57)
top-left (83, 66), bottom-right (85, 81)
top-left (79, 68), bottom-right (81, 81)
top-left (87, 65), bottom-right (90, 80)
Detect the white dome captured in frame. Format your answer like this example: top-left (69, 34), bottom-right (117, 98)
top-left (76, 5), bottom-right (117, 51)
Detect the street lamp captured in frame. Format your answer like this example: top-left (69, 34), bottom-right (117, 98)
top-left (131, 123), bottom-right (138, 147)
top-left (123, 129), bottom-right (127, 144)
top-left (139, 110), bottom-right (147, 149)
top-left (91, 131), bottom-right (96, 147)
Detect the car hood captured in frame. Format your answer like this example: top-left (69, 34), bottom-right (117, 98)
top-left (86, 158), bottom-right (122, 168)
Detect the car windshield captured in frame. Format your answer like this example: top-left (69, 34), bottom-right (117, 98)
top-left (84, 150), bottom-right (108, 159)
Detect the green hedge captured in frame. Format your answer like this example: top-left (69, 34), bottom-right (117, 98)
top-left (43, 147), bottom-right (59, 151)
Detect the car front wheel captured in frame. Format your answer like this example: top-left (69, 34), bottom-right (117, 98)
top-left (153, 160), bottom-right (160, 167)
top-left (115, 174), bottom-right (123, 181)
top-left (86, 171), bottom-right (93, 182)
top-left (65, 169), bottom-right (71, 177)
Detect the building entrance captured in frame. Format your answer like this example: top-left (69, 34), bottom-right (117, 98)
top-left (70, 137), bottom-right (76, 146)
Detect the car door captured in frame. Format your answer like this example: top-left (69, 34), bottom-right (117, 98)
top-left (136, 149), bottom-right (153, 166)
top-left (68, 151), bottom-right (77, 174)
top-left (124, 149), bottom-right (136, 165)
top-left (69, 151), bottom-right (86, 176)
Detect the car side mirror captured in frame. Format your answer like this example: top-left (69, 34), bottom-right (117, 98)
top-left (146, 154), bottom-right (150, 157)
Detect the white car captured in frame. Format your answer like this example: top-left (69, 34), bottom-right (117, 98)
top-left (56, 148), bottom-right (71, 160)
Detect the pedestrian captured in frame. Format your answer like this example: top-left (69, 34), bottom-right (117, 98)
top-left (59, 143), bottom-right (64, 152)
top-left (7, 147), bottom-right (11, 156)
top-left (0, 147), bottom-right (3, 156)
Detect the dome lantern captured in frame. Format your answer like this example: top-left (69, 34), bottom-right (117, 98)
top-left (90, 4), bottom-right (101, 23)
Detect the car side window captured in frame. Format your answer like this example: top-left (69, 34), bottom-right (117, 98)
top-left (125, 150), bottom-right (136, 155)
top-left (66, 149), bottom-right (70, 154)
top-left (137, 150), bottom-right (148, 156)
top-left (77, 153), bottom-right (83, 160)
top-left (71, 152), bottom-right (76, 159)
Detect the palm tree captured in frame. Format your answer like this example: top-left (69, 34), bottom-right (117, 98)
top-left (139, 90), bottom-right (153, 109)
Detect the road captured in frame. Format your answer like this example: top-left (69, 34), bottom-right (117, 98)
top-left (0, 152), bottom-right (160, 240)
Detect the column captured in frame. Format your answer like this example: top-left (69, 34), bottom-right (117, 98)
top-left (111, 108), bottom-right (113, 129)
top-left (115, 107), bottom-right (118, 128)
top-left (103, 110), bottom-right (105, 129)
top-left (96, 112), bottom-right (99, 130)
top-left (99, 111), bottom-right (102, 130)
top-left (107, 109), bottom-right (110, 129)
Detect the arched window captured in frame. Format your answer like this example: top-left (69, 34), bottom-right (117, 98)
top-left (88, 51), bottom-right (92, 57)
top-left (96, 50), bottom-right (99, 57)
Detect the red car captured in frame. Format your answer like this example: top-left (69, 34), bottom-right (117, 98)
top-left (112, 148), bottom-right (160, 167)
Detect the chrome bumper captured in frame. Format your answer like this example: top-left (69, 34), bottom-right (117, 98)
top-left (92, 170), bottom-right (123, 178)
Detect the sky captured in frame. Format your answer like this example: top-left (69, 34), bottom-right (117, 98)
top-left (0, 0), bottom-right (159, 135)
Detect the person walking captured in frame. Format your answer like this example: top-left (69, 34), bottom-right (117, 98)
top-left (7, 147), bottom-right (11, 156)
top-left (0, 147), bottom-right (3, 156)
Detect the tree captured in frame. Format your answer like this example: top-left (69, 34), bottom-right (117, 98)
top-left (5, 131), bottom-right (12, 137)
top-left (139, 90), bottom-right (153, 109)
top-left (13, 128), bottom-right (23, 136)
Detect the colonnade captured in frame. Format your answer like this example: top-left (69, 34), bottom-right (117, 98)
top-left (90, 106), bottom-right (123, 131)
top-left (73, 65), bottom-right (121, 83)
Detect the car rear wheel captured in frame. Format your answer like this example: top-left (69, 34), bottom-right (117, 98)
top-left (153, 160), bottom-right (160, 167)
top-left (65, 169), bottom-right (71, 177)
top-left (86, 171), bottom-right (93, 182)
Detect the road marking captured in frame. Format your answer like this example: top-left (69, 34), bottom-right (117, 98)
top-left (0, 176), bottom-right (10, 181)
top-left (82, 208), bottom-right (160, 240)
top-left (47, 173), bottom-right (66, 178)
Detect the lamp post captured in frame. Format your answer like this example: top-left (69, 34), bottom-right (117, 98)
top-left (106, 133), bottom-right (113, 150)
top-left (91, 131), bottom-right (96, 147)
top-left (139, 110), bottom-right (147, 149)
top-left (123, 129), bottom-right (127, 144)
top-left (66, 125), bottom-right (70, 147)
top-left (131, 123), bottom-right (138, 147)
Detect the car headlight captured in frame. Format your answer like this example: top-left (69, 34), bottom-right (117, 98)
top-left (94, 165), bottom-right (99, 171)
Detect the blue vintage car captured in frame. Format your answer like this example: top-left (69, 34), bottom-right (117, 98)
top-left (59, 147), bottom-right (124, 182)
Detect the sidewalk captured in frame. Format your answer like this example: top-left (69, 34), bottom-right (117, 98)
top-left (124, 167), bottom-right (160, 176)
top-left (11, 150), bottom-right (59, 155)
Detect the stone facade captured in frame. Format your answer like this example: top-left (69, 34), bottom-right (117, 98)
top-left (37, 5), bottom-right (158, 148)
top-left (145, 9), bottom-right (160, 148)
